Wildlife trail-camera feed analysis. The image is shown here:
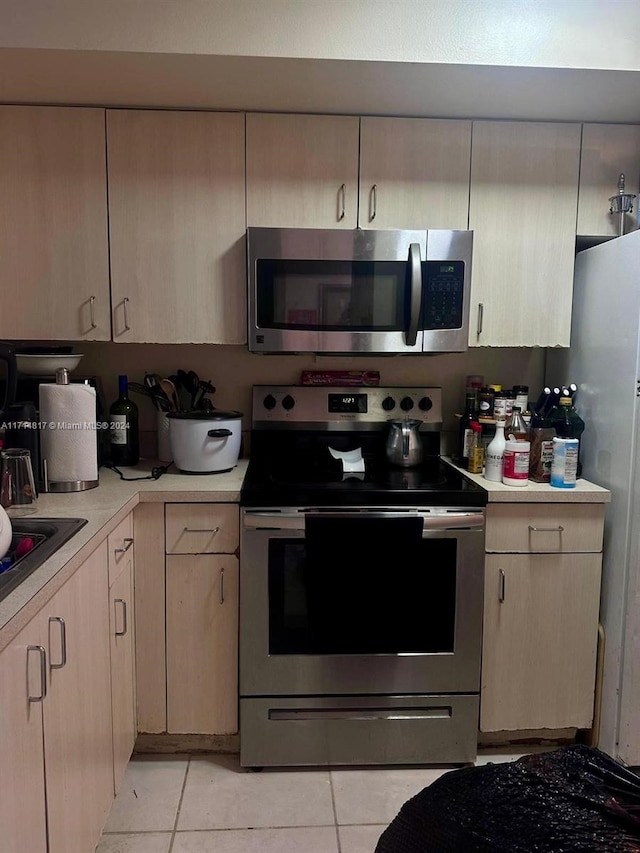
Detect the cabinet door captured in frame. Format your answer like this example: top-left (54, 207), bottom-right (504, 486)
top-left (481, 553), bottom-right (601, 732)
top-left (0, 106), bottom-right (110, 341)
top-left (0, 611), bottom-right (49, 853)
top-left (166, 554), bottom-right (239, 734)
top-left (246, 113), bottom-right (360, 228)
top-left (109, 558), bottom-right (136, 794)
top-left (133, 503), bottom-right (166, 734)
top-left (44, 541), bottom-right (114, 853)
top-left (359, 117), bottom-right (471, 229)
top-left (469, 121), bottom-right (581, 347)
top-left (107, 109), bottom-right (246, 344)
top-left (577, 123), bottom-right (640, 237)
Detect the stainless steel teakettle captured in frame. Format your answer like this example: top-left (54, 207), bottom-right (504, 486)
top-left (385, 419), bottom-right (423, 468)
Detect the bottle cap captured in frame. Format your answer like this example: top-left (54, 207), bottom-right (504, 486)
top-left (471, 422), bottom-right (482, 433)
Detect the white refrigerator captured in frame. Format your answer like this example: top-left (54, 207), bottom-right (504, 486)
top-left (548, 228), bottom-right (640, 764)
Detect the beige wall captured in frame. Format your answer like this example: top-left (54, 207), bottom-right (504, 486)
top-left (77, 341), bottom-right (546, 456)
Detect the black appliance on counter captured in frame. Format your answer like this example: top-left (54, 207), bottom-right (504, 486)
top-left (240, 385), bottom-right (487, 768)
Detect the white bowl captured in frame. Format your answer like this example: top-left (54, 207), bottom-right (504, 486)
top-left (16, 354), bottom-right (84, 375)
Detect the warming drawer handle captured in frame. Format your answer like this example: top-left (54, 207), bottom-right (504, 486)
top-left (269, 707), bottom-right (453, 721)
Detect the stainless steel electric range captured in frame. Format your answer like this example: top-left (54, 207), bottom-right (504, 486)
top-left (239, 385), bottom-right (487, 768)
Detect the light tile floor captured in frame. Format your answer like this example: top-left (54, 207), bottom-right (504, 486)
top-left (97, 749), bottom-right (545, 853)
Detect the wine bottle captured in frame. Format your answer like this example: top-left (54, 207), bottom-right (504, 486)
top-left (457, 390), bottom-right (478, 468)
top-left (109, 375), bottom-right (140, 466)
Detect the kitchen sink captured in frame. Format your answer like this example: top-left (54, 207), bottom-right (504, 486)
top-left (0, 517), bottom-right (88, 602)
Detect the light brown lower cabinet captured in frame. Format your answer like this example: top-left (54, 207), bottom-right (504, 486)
top-left (0, 540), bottom-right (114, 853)
top-left (166, 553), bottom-right (239, 734)
top-left (481, 552), bottom-right (602, 732)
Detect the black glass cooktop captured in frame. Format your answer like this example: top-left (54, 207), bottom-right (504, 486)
top-left (241, 430), bottom-right (487, 508)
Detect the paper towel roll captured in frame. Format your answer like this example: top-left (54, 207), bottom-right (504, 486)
top-left (39, 383), bottom-right (98, 483)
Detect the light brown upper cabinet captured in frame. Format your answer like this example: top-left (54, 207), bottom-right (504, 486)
top-left (577, 123), bottom-right (640, 237)
top-left (246, 113), bottom-right (360, 228)
top-left (469, 121), bottom-right (581, 347)
top-left (0, 106), bottom-right (110, 341)
top-left (358, 117), bottom-right (471, 230)
top-left (107, 110), bottom-right (246, 344)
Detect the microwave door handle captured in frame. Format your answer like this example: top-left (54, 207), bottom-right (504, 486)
top-left (406, 243), bottom-right (422, 346)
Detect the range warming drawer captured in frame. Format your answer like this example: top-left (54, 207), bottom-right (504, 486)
top-left (240, 695), bottom-right (479, 767)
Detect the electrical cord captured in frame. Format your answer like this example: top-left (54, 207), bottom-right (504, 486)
top-left (103, 461), bottom-right (174, 481)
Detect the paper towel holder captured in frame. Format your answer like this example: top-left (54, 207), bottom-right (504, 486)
top-left (41, 368), bottom-right (99, 493)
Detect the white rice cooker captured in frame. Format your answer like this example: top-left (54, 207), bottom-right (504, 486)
top-left (167, 410), bottom-right (243, 474)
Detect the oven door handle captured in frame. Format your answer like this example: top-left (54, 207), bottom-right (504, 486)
top-left (243, 510), bottom-right (484, 532)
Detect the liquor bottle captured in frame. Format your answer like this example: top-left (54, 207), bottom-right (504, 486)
top-left (467, 421), bottom-right (484, 474)
top-left (484, 420), bottom-right (506, 482)
top-left (109, 375), bottom-right (140, 466)
top-left (504, 405), bottom-right (529, 441)
top-left (544, 395), bottom-right (585, 476)
top-left (457, 390), bottom-right (478, 468)
top-left (530, 386), bottom-right (551, 428)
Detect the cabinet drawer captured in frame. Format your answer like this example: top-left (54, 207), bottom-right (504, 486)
top-left (165, 503), bottom-right (239, 554)
top-left (108, 513), bottom-right (134, 586)
top-left (485, 503), bottom-right (605, 553)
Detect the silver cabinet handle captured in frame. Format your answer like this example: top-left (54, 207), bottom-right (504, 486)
top-left (89, 295), bottom-right (97, 330)
top-left (528, 525), bottom-right (564, 533)
top-left (114, 598), bottom-right (128, 637)
top-left (219, 567), bottom-right (225, 604)
top-left (499, 569), bottom-right (506, 603)
top-left (370, 184), bottom-right (377, 221)
top-left (337, 183), bottom-right (346, 221)
top-left (48, 616), bottom-right (67, 670)
top-left (477, 302), bottom-right (484, 336)
top-left (122, 297), bottom-right (131, 332)
top-left (27, 645), bottom-right (47, 702)
top-left (114, 537), bottom-right (134, 555)
top-left (183, 526), bottom-right (220, 535)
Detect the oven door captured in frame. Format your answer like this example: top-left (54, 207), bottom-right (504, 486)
top-left (240, 508), bottom-right (484, 697)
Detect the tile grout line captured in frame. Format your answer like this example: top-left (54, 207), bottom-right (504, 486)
top-left (328, 770), bottom-right (342, 853)
top-left (167, 755), bottom-right (191, 853)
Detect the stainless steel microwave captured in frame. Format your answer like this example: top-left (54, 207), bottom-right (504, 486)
top-left (247, 227), bottom-right (473, 354)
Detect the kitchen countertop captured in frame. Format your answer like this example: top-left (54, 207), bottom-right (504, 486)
top-left (442, 457), bottom-right (611, 503)
top-left (0, 459), bottom-right (248, 648)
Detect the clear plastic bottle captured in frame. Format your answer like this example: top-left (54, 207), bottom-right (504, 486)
top-left (484, 420), bottom-right (506, 482)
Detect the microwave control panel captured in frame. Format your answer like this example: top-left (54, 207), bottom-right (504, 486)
top-left (252, 385), bottom-right (443, 428)
top-left (422, 261), bottom-right (465, 330)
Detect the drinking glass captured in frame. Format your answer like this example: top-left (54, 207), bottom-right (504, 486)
top-left (1, 448), bottom-right (38, 515)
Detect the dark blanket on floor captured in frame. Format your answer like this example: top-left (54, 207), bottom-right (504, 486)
top-left (375, 745), bottom-right (640, 852)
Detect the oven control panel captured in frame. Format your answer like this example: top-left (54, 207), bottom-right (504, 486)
top-left (252, 385), bottom-right (443, 427)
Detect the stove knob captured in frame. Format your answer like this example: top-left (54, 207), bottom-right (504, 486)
top-left (419, 396), bottom-right (433, 412)
top-left (263, 394), bottom-right (277, 411)
top-left (282, 394), bottom-right (295, 411)
top-left (400, 396), bottom-right (414, 412)
top-left (381, 396), bottom-right (396, 411)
